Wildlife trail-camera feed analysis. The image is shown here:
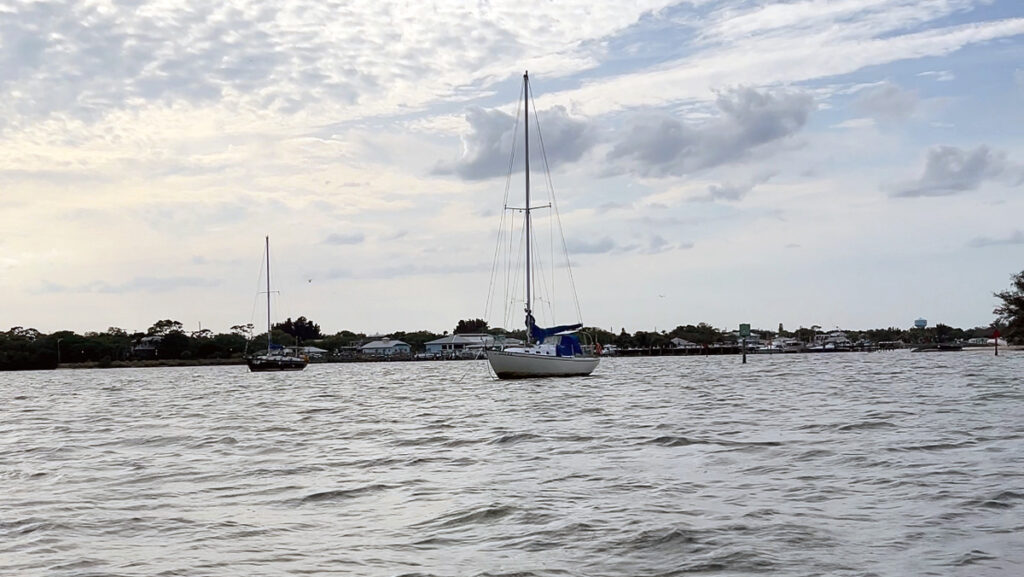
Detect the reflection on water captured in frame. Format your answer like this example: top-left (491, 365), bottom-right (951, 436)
top-left (2, 351), bottom-right (1022, 576)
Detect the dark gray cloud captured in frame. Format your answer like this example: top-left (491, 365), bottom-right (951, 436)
top-left (434, 105), bottom-right (594, 180)
top-left (853, 82), bottom-right (918, 122)
top-left (323, 232), bottom-right (366, 245)
top-left (608, 87), bottom-right (814, 177)
top-left (890, 145), bottom-right (1012, 198)
top-left (968, 230), bottom-right (1024, 248)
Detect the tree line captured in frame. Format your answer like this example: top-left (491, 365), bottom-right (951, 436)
top-left (2, 269), bottom-right (1022, 371)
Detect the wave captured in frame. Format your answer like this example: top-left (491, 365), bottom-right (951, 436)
top-left (300, 483), bottom-right (396, 504)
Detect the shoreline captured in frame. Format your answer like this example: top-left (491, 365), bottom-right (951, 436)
top-left (45, 345), bottom-right (1023, 370)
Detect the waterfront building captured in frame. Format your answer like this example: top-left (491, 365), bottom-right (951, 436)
top-left (359, 338), bottom-right (411, 357)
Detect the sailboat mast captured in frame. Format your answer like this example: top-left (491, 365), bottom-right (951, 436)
top-left (265, 235), bottom-right (272, 351)
top-left (523, 70), bottom-right (532, 342)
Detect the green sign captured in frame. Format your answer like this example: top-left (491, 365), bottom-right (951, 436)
top-left (739, 323), bottom-right (751, 337)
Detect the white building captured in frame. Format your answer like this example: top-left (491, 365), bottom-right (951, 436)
top-left (669, 337), bottom-right (700, 349)
top-left (293, 346), bottom-right (329, 359)
top-left (424, 334), bottom-right (494, 357)
top-left (360, 338), bottom-right (411, 357)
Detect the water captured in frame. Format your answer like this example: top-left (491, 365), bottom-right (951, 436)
top-left (2, 352), bottom-right (1022, 576)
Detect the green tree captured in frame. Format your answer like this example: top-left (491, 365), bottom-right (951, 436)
top-left (159, 331), bottom-right (191, 359)
top-left (455, 318), bottom-right (489, 334)
top-left (0, 327), bottom-right (54, 370)
top-left (389, 330), bottom-right (443, 353)
top-left (934, 323), bottom-right (953, 343)
top-left (148, 319), bottom-right (184, 336)
top-left (994, 270), bottom-right (1024, 344)
top-left (275, 316), bottom-right (322, 341)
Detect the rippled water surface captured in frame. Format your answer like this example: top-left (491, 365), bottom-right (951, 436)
top-left (3, 352), bottom-right (1023, 576)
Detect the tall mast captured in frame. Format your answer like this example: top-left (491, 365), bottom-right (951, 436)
top-left (524, 70), bottom-right (532, 342)
top-left (265, 235), bottom-right (272, 351)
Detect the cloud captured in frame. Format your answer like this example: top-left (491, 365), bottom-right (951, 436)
top-left (136, 201), bottom-right (253, 235)
top-left (596, 201), bottom-right (630, 213)
top-left (323, 232), bottom-right (366, 245)
top-left (37, 276), bottom-right (220, 294)
top-left (918, 70), bottom-right (955, 82)
top-left (324, 261), bottom-right (487, 280)
top-left (833, 118), bottom-right (875, 129)
top-left (0, 0), bottom-right (679, 129)
top-left (648, 235), bottom-right (670, 253)
top-left (435, 105), bottom-right (594, 180)
top-left (890, 145), bottom-right (1013, 198)
top-left (608, 87), bottom-right (813, 177)
top-left (565, 237), bottom-right (616, 254)
top-left (853, 82), bottom-right (918, 122)
top-left (694, 171), bottom-right (778, 203)
top-left (968, 230), bottom-right (1024, 248)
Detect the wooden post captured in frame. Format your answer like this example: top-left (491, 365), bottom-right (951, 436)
top-left (742, 337), bottom-right (747, 364)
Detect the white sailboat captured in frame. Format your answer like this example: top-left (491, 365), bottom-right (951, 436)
top-left (485, 71), bottom-right (599, 379)
top-left (247, 236), bottom-right (308, 372)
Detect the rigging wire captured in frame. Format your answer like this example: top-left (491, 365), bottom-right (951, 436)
top-left (244, 242), bottom-right (269, 356)
top-left (528, 78), bottom-right (586, 325)
top-left (483, 72), bottom-right (588, 341)
top-left (483, 79), bottom-right (525, 335)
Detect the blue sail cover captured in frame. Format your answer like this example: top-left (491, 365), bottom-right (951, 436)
top-left (527, 314), bottom-right (583, 343)
top-left (556, 334), bottom-right (584, 357)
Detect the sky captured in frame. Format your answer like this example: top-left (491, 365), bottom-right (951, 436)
top-left (1, 0), bottom-right (1022, 336)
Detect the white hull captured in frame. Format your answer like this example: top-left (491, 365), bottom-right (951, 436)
top-left (486, 349), bottom-right (599, 379)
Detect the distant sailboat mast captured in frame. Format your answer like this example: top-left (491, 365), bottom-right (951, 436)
top-left (524, 70), bottom-right (533, 345)
top-left (265, 235), bottom-right (272, 351)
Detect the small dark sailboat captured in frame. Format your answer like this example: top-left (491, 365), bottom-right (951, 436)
top-left (247, 236), bottom-right (308, 372)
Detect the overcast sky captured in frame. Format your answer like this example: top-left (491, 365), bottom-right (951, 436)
top-left (2, 0), bottom-right (1022, 336)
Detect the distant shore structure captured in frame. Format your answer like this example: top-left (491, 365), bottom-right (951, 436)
top-left (914, 318), bottom-right (928, 329)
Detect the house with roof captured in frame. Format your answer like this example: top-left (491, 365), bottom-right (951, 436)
top-left (359, 338), bottom-right (411, 357)
top-left (669, 337), bottom-right (700, 349)
top-left (293, 345), bottom-right (329, 360)
top-left (131, 335), bottom-right (163, 359)
top-left (424, 333), bottom-right (494, 357)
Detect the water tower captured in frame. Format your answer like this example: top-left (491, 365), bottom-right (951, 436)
top-left (914, 318), bottom-right (927, 329)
